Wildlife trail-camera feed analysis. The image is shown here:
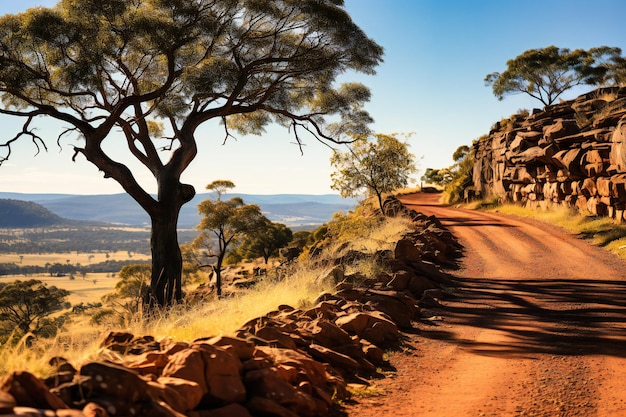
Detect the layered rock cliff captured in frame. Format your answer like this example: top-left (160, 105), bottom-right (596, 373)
top-left (472, 87), bottom-right (626, 221)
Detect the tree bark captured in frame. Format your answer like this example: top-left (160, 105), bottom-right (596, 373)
top-left (147, 174), bottom-right (195, 308)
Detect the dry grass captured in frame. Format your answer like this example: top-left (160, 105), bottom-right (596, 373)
top-left (0, 263), bottom-right (337, 376)
top-left (0, 204), bottom-right (417, 378)
top-left (0, 251), bottom-right (150, 267)
top-left (0, 273), bottom-right (118, 305)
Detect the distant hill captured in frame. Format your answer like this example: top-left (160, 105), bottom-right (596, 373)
top-left (0, 199), bottom-right (69, 228)
top-left (0, 192), bottom-right (357, 228)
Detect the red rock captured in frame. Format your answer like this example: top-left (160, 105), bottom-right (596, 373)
top-left (254, 326), bottom-right (297, 349)
top-left (79, 362), bottom-right (149, 403)
top-left (203, 336), bottom-right (255, 361)
top-left (162, 344), bottom-right (245, 406)
top-left (244, 368), bottom-right (319, 417)
top-left (0, 391), bottom-right (16, 413)
top-left (246, 397), bottom-right (298, 417)
top-left (125, 351), bottom-right (169, 376)
top-left (56, 409), bottom-right (86, 416)
top-left (147, 377), bottom-right (203, 413)
top-left (0, 371), bottom-right (67, 410)
top-left (82, 402), bottom-right (109, 417)
top-left (335, 311), bottom-right (399, 346)
top-left (305, 344), bottom-right (361, 372)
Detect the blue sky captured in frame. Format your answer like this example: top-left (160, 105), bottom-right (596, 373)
top-left (0, 0), bottom-right (625, 195)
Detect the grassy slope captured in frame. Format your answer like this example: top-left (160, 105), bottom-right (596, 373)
top-left (0, 204), bottom-right (413, 377)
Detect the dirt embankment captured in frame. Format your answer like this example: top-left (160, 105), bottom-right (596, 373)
top-left (343, 192), bottom-right (626, 417)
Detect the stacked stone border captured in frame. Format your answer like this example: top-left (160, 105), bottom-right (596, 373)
top-left (472, 87), bottom-right (626, 222)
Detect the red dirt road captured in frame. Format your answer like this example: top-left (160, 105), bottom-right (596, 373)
top-left (342, 193), bottom-right (626, 417)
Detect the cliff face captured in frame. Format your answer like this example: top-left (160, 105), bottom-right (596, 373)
top-left (472, 87), bottom-right (626, 221)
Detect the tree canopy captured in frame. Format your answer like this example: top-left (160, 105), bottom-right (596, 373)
top-left (485, 46), bottom-right (623, 106)
top-left (422, 144), bottom-right (474, 204)
top-left (232, 220), bottom-right (293, 264)
top-left (330, 133), bottom-right (417, 212)
top-left (0, 279), bottom-right (69, 336)
top-left (194, 192), bottom-right (267, 296)
top-left (0, 0), bottom-right (383, 307)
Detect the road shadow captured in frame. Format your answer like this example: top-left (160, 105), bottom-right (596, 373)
top-left (420, 276), bottom-right (626, 358)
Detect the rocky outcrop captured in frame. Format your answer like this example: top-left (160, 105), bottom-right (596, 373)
top-left (0, 198), bottom-right (458, 416)
top-left (473, 87), bottom-right (626, 222)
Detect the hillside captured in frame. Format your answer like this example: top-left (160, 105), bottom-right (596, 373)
top-left (0, 199), bottom-right (69, 228)
top-left (0, 192), bottom-right (357, 228)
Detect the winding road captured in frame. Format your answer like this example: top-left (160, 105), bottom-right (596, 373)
top-left (343, 192), bottom-right (626, 417)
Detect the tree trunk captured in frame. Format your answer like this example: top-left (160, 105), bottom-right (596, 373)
top-left (149, 210), bottom-right (183, 307)
top-left (147, 176), bottom-right (196, 308)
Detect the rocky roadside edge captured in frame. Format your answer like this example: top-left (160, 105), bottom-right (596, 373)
top-left (0, 195), bottom-right (460, 417)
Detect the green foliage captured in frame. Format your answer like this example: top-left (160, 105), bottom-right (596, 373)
top-left (193, 190), bottom-right (268, 296)
top-left (291, 231), bottom-right (313, 249)
top-left (423, 145), bottom-right (475, 204)
top-left (0, 279), bottom-right (69, 337)
top-left (233, 221), bottom-right (293, 264)
top-left (205, 180), bottom-right (235, 201)
top-left (102, 264), bottom-right (151, 316)
top-left (485, 46), bottom-right (623, 106)
top-left (330, 133), bottom-right (418, 213)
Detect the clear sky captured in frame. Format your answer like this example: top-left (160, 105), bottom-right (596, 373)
top-left (0, 0), bottom-right (625, 195)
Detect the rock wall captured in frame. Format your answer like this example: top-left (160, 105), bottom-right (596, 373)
top-left (472, 87), bottom-right (626, 222)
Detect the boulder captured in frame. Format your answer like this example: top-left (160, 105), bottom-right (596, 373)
top-left (82, 402), bottom-right (109, 417)
top-left (162, 344), bottom-right (245, 406)
top-left (147, 377), bottom-right (204, 414)
top-left (335, 312), bottom-right (399, 347)
top-left (0, 371), bottom-right (67, 410)
top-left (244, 368), bottom-right (320, 417)
top-left (0, 391), bottom-right (16, 413)
top-left (246, 396), bottom-right (299, 417)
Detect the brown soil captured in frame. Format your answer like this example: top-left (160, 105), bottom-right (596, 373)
top-left (339, 193), bottom-right (626, 417)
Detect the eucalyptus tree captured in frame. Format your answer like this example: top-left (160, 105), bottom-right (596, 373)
top-left (330, 133), bottom-right (417, 212)
top-left (194, 196), bottom-right (266, 297)
top-left (485, 46), bottom-right (622, 106)
top-left (0, 0), bottom-right (383, 307)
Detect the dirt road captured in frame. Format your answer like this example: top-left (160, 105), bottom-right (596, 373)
top-left (342, 193), bottom-right (626, 417)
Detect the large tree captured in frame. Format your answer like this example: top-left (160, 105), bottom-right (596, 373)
top-left (330, 133), bottom-right (417, 212)
top-left (485, 46), bottom-right (622, 106)
top-left (0, 0), bottom-right (383, 307)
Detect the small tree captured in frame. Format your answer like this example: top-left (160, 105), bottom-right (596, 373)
top-left (485, 46), bottom-right (622, 106)
top-left (422, 145), bottom-right (474, 204)
top-left (235, 221), bottom-right (293, 264)
top-left (194, 193), bottom-right (267, 296)
top-left (0, 279), bottom-right (69, 335)
top-left (103, 264), bottom-right (151, 316)
top-left (206, 180), bottom-right (236, 201)
top-left (330, 133), bottom-right (417, 212)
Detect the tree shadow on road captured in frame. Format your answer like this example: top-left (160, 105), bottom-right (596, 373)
top-left (420, 276), bottom-right (626, 358)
